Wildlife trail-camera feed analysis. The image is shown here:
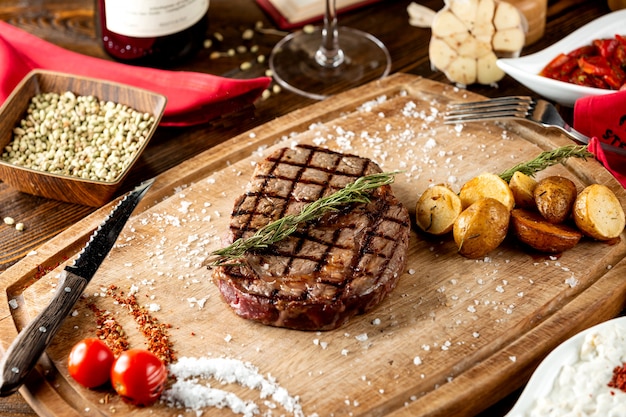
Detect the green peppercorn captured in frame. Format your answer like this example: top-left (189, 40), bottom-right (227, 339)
top-left (1, 92), bottom-right (155, 182)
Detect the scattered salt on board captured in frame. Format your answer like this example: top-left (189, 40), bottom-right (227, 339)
top-left (162, 356), bottom-right (305, 417)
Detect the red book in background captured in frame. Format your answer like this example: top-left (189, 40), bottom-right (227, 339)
top-left (256, 0), bottom-right (383, 30)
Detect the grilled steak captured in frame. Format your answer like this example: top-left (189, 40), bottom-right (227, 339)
top-left (212, 145), bottom-right (411, 331)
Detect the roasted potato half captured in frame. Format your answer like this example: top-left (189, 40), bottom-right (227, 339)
top-left (453, 197), bottom-right (510, 259)
top-left (509, 171), bottom-right (537, 209)
top-left (573, 184), bottom-right (626, 240)
top-left (415, 184), bottom-right (463, 235)
top-left (534, 176), bottom-right (577, 224)
top-left (459, 172), bottom-right (515, 211)
top-left (510, 209), bottom-right (583, 253)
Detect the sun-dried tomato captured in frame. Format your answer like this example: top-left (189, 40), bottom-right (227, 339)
top-left (579, 56), bottom-right (614, 77)
top-left (540, 53), bottom-right (578, 80)
top-left (614, 43), bottom-right (626, 67)
top-left (593, 38), bottom-right (618, 60)
top-left (540, 34), bottom-right (626, 91)
top-left (567, 44), bottom-right (596, 59)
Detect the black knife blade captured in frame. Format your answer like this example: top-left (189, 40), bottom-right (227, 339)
top-left (0, 178), bottom-right (154, 396)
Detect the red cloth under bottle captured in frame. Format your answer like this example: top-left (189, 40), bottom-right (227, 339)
top-left (0, 21), bottom-right (271, 126)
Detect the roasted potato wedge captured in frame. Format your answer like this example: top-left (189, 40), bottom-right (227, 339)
top-left (510, 209), bottom-right (582, 253)
top-left (508, 171), bottom-right (537, 209)
top-left (534, 176), bottom-right (577, 224)
top-left (459, 172), bottom-right (515, 211)
top-left (415, 184), bottom-right (463, 235)
top-left (453, 197), bottom-right (510, 259)
top-left (573, 184), bottom-right (626, 240)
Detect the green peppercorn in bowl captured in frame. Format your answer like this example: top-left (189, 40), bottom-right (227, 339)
top-left (0, 69), bottom-right (166, 206)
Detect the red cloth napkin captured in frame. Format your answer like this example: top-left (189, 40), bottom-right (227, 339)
top-left (574, 90), bottom-right (626, 187)
top-left (0, 21), bottom-right (271, 126)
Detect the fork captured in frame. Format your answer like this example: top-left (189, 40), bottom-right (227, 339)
top-left (443, 96), bottom-right (626, 157)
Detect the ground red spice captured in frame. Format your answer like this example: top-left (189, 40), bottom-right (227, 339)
top-left (33, 257), bottom-right (67, 281)
top-left (107, 286), bottom-right (176, 365)
top-left (608, 363), bottom-right (626, 392)
top-left (87, 302), bottom-right (130, 356)
top-left (85, 284), bottom-right (176, 365)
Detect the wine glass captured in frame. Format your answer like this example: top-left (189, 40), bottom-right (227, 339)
top-left (269, 0), bottom-right (391, 100)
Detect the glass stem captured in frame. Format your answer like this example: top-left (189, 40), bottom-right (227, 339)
top-left (315, 0), bottom-right (345, 68)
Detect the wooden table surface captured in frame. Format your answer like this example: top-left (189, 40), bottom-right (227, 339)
top-left (0, 0), bottom-right (618, 416)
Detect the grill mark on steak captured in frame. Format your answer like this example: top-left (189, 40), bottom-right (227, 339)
top-left (271, 146), bottom-right (344, 277)
top-left (213, 145), bottom-right (411, 330)
top-left (230, 145), bottom-right (371, 238)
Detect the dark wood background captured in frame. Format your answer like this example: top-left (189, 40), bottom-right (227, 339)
top-left (0, 0), bottom-right (616, 415)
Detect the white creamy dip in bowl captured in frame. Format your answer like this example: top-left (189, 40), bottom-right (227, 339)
top-left (506, 317), bottom-right (626, 417)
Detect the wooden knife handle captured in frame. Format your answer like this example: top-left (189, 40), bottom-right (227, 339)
top-left (0, 270), bottom-right (88, 396)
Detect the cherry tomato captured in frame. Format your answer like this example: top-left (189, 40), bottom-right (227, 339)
top-left (110, 349), bottom-right (167, 407)
top-left (67, 338), bottom-right (115, 388)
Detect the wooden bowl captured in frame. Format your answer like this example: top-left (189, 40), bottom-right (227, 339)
top-left (0, 69), bottom-right (166, 206)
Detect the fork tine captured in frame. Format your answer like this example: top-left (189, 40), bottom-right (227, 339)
top-left (443, 96), bottom-right (534, 124)
top-left (446, 96), bottom-right (533, 109)
top-left (444, 110), bottom-right (527, 124)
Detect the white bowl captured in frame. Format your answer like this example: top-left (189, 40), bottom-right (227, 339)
top-left (497, 9), bottom-right (626, 107)
top-left (506, 317), bottom-right (626, 417)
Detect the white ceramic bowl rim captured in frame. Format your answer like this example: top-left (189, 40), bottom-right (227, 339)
top-left (497, 9), bottom-right (626, 107)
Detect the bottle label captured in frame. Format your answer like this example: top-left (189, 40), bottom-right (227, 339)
top-left (104, 0), bottom-right (209, 38)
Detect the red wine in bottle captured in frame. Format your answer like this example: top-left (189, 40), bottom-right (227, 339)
top-left (96, 0), bottom-right (209, 67)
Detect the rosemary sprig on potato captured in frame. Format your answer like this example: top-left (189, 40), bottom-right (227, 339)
top-left (416, 144), bottom-right (624, 259)
top-left (498, 145), bottom-right (594, 183)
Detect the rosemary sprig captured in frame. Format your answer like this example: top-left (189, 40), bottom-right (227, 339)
top-left (499, 144), bottom-right (594, 183)
top-left (208, 171), bottom-right (400, 267)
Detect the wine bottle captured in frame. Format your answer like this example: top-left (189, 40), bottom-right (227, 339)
top-left (96, 0), bottom-right (209, 67)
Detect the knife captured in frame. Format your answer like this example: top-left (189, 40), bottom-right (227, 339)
top-left (0, 178), bottom-right (154, 396)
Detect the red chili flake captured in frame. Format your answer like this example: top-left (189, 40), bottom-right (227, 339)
top-left (81, 284), bottom-right (176, 365)
top-left (33, 257), bottom-right (68, 281)
top-left (107, 287), bottom-right (176, 365)
top-left (87, 302), bottom-right (130, 356)
top-left (608, 363), bottom-right (626, 392)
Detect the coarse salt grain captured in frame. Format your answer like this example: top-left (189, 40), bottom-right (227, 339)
top-left (178, 201), bottom-right (193, 214)
top-left (187, 297), bottom-right (208, 309)
top-left (355, 333), bottom-right (368, 342)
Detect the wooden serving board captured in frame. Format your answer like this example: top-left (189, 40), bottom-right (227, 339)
top-left (2, 73), bottom-right (626, 417)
